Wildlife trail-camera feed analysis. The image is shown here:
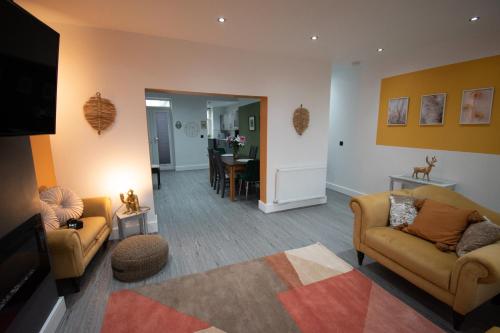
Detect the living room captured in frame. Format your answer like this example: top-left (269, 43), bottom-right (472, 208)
top-left (0, 1), bottom-right (499, 333)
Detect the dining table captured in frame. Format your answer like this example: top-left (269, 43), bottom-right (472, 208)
top-left (220, 155), bottom-right (251, 201)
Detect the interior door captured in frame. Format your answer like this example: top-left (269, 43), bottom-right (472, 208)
top-left (146, 107), bottom-right (175, 170)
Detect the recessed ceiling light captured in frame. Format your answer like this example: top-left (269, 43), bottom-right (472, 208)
top-left (311, 35), bottom-right (318, 41)
top-left (377, 48), bottom-right (384, 52)
top-left (469, 16), bottom-right (480, 22)
top-left (217, 17), bottom-right (226, 23)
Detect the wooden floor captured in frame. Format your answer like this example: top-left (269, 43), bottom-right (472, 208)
top-left (56, 170), bottom-right (498, 333)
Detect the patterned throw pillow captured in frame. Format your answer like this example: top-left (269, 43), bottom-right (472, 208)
top-left (389, 195), bottom-right (418, 227)
top-left (456, 217), bottom-right (500, 256)
top-left (40, 186), bottom-right (84, 226)
top-left (39, 200), bottom-right (59, 231)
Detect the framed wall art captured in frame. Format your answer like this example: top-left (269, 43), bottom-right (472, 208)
top-left (420, 93), bottom-right (446, 126)
top-left (387, 97), bottom-right (409, 126)
top-left (249, 115), bottom-right (256, 131)
top-left (460, 87), bottom-right (494, 124)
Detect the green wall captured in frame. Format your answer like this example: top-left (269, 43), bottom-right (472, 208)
top-left (238, 102), bottom-right (260, 158)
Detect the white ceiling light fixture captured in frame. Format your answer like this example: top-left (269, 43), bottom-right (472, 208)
top-left (469, 16), bottom-right (480, 22)
top-left (311, 35), bottom-right (318, 41)
top-left (377, 48), bottom-right (384, 52)
top-left (217, 17), bottom-right (226, 23)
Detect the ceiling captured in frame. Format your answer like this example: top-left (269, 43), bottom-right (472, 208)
top-left (17, 0), bottom-right (500, 62)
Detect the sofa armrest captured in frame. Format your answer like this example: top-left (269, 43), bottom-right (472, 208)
top-left (450, 242), bottom-right (500, 314)
top-left (350, 191), bottom-right (394, 249)
top-left (451, 242), bottom-right (500, 291)
top-left (46, 229), bottom-right (85, 279)
top-left (82, 197), bottom-right (112, 229)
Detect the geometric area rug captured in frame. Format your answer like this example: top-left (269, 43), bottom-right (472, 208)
top-left (100, 243), bottom-right (443, 333)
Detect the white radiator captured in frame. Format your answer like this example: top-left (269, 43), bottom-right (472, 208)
top-left (274, 166), bottom-right (327, 204)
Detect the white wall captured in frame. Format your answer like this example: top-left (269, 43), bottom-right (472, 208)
top-left (47, 23), bottom-right (331, 222)
top-left (212, 107), bottom-right (222, 137)
top-left (327, 35), bottom-right (500, 210)
top-left (170, 95), bottom-right (208, 170)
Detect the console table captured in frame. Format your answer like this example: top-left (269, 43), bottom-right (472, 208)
top-left (389, 175), bottom-right (457, 191)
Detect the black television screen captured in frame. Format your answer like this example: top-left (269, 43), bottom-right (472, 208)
top-left (0, 0), bottom-right (59, 136)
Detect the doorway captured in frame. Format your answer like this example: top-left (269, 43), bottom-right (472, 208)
top-left (146, 104), bottom-right (175, 170)
top-left (145, 88), bottom-right (268, 204)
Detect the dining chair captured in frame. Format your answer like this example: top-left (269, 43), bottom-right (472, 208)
top-left (215, 147), bottom-right (226, 154)
top-left (248, 146), bottom-right (255, 159)
top-left (207, 148), bottom-right (215, 187)
top-left (238, 159), bottom-right (259, 200)
top-left (249, 146), bottom-right (258, 159)
top-left (213, 152), bottom-right (230, 198)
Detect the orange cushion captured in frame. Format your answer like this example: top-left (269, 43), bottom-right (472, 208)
top-left (404, 199), bottom-right (474, 246)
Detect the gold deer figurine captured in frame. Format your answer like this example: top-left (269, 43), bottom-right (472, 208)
top-left (412, 156), bottom-right (437, 181)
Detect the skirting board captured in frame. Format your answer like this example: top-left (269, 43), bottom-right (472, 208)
top-left (258, 196), bottom-right (327, 213)
top-left (175, 164), bottom-right (209, 171)
top-left (326, 182), bottom-right (366, 198)
top-left (40, 297), bottom-right (66, 333)
top-left (110, 215), bottom-right (158, 240)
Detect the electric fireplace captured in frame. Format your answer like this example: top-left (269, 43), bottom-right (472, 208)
top-left (0, 214), bottom-right (50, 332)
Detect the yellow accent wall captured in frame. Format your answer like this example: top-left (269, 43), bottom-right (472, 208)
top-left (30, 135), bottom-right (57, 188)
top-left (376, 55), bottom-right (500, 155)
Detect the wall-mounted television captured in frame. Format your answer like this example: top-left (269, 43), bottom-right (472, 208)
top-left (0, 0), bottom-right (60, 136)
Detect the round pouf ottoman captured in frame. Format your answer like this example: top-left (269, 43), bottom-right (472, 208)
top-left (112, 235), bottom-right (168, 282)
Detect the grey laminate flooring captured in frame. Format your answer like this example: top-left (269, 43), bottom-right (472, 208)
top-left (56, 170), bottom-right (498, 333)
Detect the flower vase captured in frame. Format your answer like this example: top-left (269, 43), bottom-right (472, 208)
top-left (232, 146), bottom-right (239, 159)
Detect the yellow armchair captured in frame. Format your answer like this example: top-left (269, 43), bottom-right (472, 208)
top-left (46, 196), bottom-right (112, 290)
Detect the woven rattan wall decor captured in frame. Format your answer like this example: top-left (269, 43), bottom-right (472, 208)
top-left (293, 104), bottom-right (309, 135)
top-left (83, 92), bottom-right (117, 135)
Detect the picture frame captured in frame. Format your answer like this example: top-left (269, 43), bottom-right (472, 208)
top-left (419, 93), bottom-right (447, 126)
top-left (387, 97), bottom-right (409, 126)
top-left (460, 87), bottom-right (494, 125)
top-left (249, 115), bottom-right (256, 131)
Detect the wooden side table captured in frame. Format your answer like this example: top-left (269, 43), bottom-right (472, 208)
top-left (389, 175), bottom-right (457, 191)
top-left (116, 207), bottom-right (151, 239)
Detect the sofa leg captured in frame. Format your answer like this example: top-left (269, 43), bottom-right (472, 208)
top-left (72, 277), bottom-right (81, 293)
top-left (102, 236), bottom-right (110, 251)
top-left (452, 311), bottom-right (465, 330)
top-left (357, 251), bottom-right (365, 266)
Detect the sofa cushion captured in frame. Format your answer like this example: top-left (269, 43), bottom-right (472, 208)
top-left (456, 218), bottom-right (500, 257)
top-left (389, 195), bottom-right (418, 227)
top-left (40, 200), bottom-right (59, 231)
top-left (75, 217), bottom-right (107, 255)
top-left (365, 227), bottom-right (457, 290)
top-left (404, 199), bottom-right (474, 247)
top-left (40, 186), bottom-right (84, 226)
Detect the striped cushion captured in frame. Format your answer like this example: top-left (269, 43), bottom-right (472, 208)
top-left (39, 200), bottom-right (59, 231)
top-left (40, 186), bottom-right (83, 226)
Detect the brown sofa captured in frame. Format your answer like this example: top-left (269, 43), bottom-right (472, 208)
top-left (350, 185), bottom-right (500, 329)
top-left (46, 197), bottom-right (112, 290)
